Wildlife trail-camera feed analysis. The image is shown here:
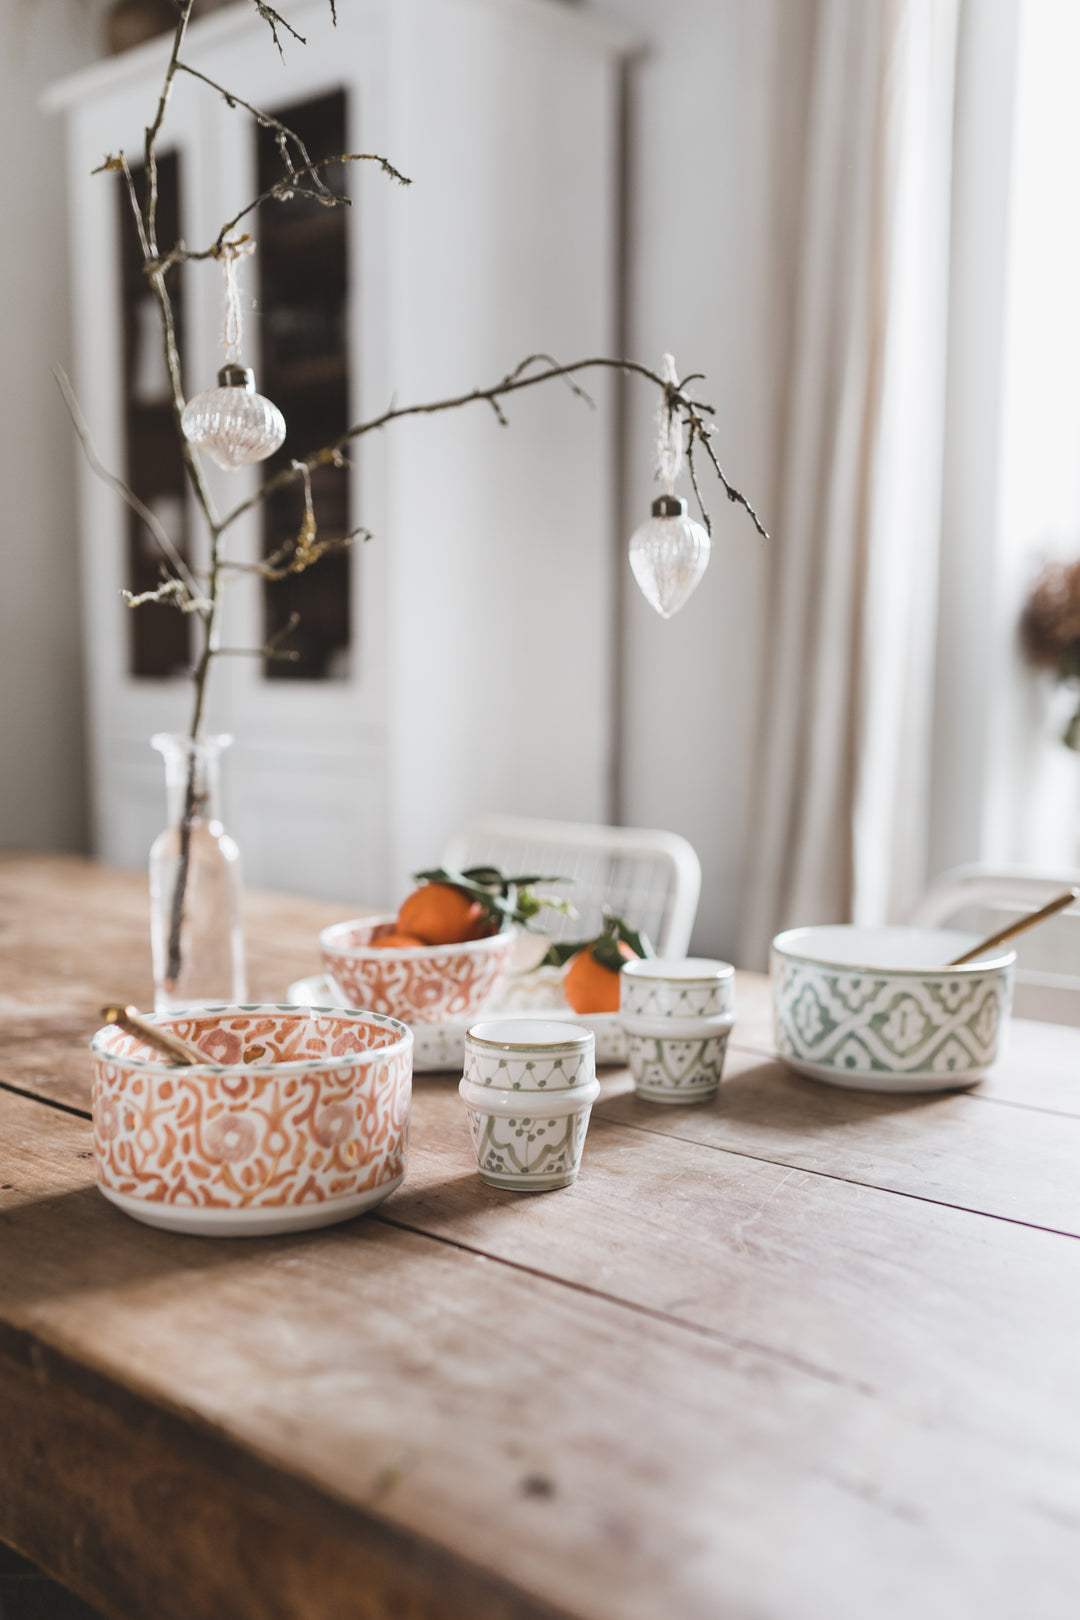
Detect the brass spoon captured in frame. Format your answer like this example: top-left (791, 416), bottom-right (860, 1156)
top-left (947, 888), bottom-right (1080, 966)
top-left (100, 1004), bottom-right (204, 1066)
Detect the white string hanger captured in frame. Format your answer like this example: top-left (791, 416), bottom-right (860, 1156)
top-left (627, 353), bottom-right (712, 619)
top-left (180, 236), bottom-right (287, 471)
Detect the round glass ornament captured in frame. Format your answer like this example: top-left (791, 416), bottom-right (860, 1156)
top-left (180, 365), bottom-right (286, 470)
top-left (628, 495), bottom-right (711, 619)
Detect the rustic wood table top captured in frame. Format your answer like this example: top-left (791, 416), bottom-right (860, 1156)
top-left (3, 852), bottom-right (1080, 1620)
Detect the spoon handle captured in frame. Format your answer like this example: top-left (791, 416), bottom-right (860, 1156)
top-left (947, 888), bottom-right (1080, 966)
top-left (100, 1004), bottom-right (203, 1066)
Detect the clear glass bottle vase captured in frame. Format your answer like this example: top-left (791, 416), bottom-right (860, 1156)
top-left (150, 732), bottom-right (247, 1012)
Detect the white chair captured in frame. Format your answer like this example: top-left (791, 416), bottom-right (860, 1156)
top-left (909, 863), bottom-right (1080, 1026)
top-left (441, 815), bottom-right (702, 958)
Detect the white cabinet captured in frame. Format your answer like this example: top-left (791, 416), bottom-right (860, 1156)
top-left (46, 0), bottom-right (632, 905)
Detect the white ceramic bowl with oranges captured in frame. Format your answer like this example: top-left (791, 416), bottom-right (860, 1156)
top-left (320, 870), bottom-right (546, 1025)
top-left (321, 914), bottom-right (515, 1024)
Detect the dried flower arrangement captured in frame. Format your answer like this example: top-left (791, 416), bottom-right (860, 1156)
top-left (58, 0), bottom-right (768, 996)
top-left (1020, 559), bottom-right (1080, 749)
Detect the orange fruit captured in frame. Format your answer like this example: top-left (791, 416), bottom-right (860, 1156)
top-left (563, 941), bottom-right (636, 1013)
top-left (397, 883), bottom-right (494, 946)
top-left (368, 931), bottom-right (427, 950)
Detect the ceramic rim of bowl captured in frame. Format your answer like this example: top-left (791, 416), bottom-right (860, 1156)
top-left (90, 1002), bottom-right (413, 1076)
top-left (320, 914), bottom-right (511, 960)
top-left (466, 1017), bottom-right (594, 1056)
top-left (770, 927), bottom-right (1016, 977)
top-left (621, 957), bottom-right (734, 986)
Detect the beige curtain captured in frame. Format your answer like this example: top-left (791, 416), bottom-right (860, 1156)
top-left (738, 0), bottom-right (960, 968)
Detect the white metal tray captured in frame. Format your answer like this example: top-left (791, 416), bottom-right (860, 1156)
top-left (285, 973), bottom-right (627, 1073)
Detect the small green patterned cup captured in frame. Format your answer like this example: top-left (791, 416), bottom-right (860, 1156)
top-left (620, 957), bottom-right (735, 1022)
top-left (618, 958), bottom-right (735, 1103)
top-left (459, 1020), bottom-right (599, 1191)
top-left (623, 1027), bottom-right (731, 1103)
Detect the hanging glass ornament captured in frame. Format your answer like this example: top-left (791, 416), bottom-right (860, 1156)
top-left (629, 494), bottom-right (712, 619)
top-left (627, 352), bottom-right (711, 619)
top-left (180, 234), bottom-right (286, 470)
top-left (181, 366), bottom-right (286, 469)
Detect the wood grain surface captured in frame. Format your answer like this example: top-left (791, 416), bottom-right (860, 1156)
top-left (0, 854), bottom-right (345, 1112)
top-left (3, 854), bottom-right (1080, 1620)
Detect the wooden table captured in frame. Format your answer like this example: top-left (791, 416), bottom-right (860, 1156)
top-left (4, 854), bottom-right (1080, 1620)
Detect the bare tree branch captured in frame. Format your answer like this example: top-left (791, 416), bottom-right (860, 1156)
top-left (122, 578), bottom-right (210, 613)
top-left (144, 0), bottom-right (195, 255)
top-left (216, 523), bottom-right (370, 580)
top-left (219, 356), bottom-right (771, 540)
top-left (177, 61), bottom-right (333, 199)
top-left (691, 414), bottom-right (770, 538)
top-left (156, 151), bottom-right (410, 272)
top-left (251, 1), bottom-right (305, 58)
top-left (216, 611), bottom-right (301, 659)
top-left (684, 421), bottom-right (711, 536)
top-left (52, 365), bottom-right (205, 606)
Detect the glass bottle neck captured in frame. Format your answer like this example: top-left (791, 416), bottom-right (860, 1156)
top-left (152, 733), bottom-right (230, 828)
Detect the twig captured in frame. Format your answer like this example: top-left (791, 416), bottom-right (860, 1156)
top-left (684, 421), bottom-right (711, 536)
top-left (507, 351), bottom-right (595, 405)
top-left (52, 365), bottom-right (205, 604)
top-left (217, 523), bottom-right (370, 579)
top-left (177, 61), bottom-right (333, 197)
top-left (252, 1), bottom-right (305, 57)
top-left (122, 579), bottom-right (209, 613)
top-left (693, 418), bottom-right (769, 537)
top-left (144, 0), bottom-right (194, 255)
top-left (219, 356), bottom-right (771, 540)
top-left (216, 611), bottom-right (302, 660)
top-left (155, 151), bottom-right (410, 272)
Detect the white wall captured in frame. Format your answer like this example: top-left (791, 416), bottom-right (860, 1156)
top-left (602, 0), bottom-right (808, 958)
top-left (0, 1), bottom-right (106, 851)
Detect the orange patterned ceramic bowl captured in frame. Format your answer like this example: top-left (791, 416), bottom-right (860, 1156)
top-left (90, 1004), bottom-right (412, 1237)
top-left (320, 914), bottom-right (515, 1024)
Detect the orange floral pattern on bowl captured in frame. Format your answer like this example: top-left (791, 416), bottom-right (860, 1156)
top-left (90, 1006), bottom-right (412, 1212)
top-left (320, 915), bottom-right (514, 1024)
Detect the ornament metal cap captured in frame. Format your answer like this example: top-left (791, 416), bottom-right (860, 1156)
top-left (651, 495), bottom-right (687, 519)
top-left (216, 365), bottom-right (255, 390)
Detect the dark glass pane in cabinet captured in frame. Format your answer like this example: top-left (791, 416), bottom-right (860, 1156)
top-left (257, 90), bottom-right (352, 682)
top-left (118, 152), bottom-right (191, 678)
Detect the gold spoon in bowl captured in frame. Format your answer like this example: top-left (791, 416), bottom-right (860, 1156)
top-left (100, 1004), bottom-right (204, 1066)
top-left (947, 888), bottom-right (1080, 966)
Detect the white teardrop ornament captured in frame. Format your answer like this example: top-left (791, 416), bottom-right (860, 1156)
top-left (628, 495), bottom-right (711, 619)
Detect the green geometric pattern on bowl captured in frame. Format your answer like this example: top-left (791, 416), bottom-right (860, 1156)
top-left (462, 1047), bottom-right (592, 1091)
top-left (620, 967), bottom-right (734, 1022)
top-left (772, 956), bottom-right (1011, 1076)
top-left (626, 1030), bottom-right (730, 1101)
top-left (464, 1105), bottom-right (591, 1190)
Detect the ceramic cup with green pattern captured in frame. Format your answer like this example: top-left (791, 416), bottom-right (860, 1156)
top-left (771, 926), bottom-right (1016, 1093)
top-left (620, 957), bottom-right (735, 1023)
top-left (459, 1019), bottom-right (599, 1191)
top-left (618, 958), bottom-right (736, 1104)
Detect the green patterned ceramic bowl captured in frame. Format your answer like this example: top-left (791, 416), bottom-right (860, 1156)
top-left (771, 926), bottom-right (1015, 1093)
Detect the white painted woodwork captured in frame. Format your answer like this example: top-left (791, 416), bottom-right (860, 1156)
top-left (45, 0), bottom-right (632, 907)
